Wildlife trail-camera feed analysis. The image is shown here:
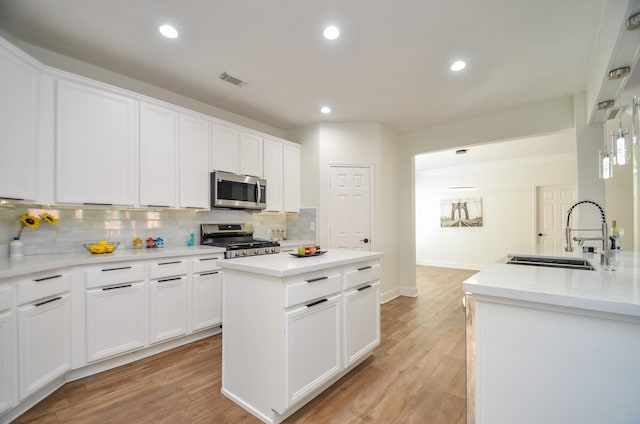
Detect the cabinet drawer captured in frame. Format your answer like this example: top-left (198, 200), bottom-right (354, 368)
top-left (192, 255), bottom-right (223, 273)
top-left (18, 273), bottom-right (71, 305)
top-left (0, 285), bottom-right (12, 311)
top-left (285, 273), bottom-right (342, 308)
top-left (86, 265), bottom-right (144, 289)
top-left (149, 260), bottom-right (188, 280)
top-left (345, 263), bottom-right (381, 290)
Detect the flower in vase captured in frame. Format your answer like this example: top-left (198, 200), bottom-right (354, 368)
top-left (16, 212), bottom-right (59, 239)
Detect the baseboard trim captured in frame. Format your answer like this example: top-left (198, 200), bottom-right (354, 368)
top-left (416, 259), bottom-right (485, 271)
top-left (380, 286), bottom-right (418, 303)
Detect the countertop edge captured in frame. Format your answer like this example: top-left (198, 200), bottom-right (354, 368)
top-left (0, 246), bottom-right (226, 279)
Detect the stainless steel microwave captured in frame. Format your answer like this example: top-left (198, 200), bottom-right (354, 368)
top-left (211, 171), bottom-right (267, 210)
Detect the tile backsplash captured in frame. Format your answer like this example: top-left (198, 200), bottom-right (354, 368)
top-left (0, 205), bottom-right (317, 257)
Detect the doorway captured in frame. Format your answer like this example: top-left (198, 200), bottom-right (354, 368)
top-left (328, 166), bottom-right (372, 250)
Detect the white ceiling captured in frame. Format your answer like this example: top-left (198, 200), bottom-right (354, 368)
top-left (0, 0), bottom-right (607, 133)
top-left (415, 131), bottom-right (576, 171)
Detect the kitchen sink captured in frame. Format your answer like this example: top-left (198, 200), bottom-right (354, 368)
top-left (507, 255), bottom-right (596, 271)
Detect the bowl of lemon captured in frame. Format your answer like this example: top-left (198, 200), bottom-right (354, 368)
top-left (84, 241), bottom-right (119, 254)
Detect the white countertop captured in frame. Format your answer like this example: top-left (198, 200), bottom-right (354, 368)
top-left (0, 245), bottom-right (225, 280)
top-left (217, 249), bottom-right (383, 278)
top-left (462, 250), bottom-right (640, 317)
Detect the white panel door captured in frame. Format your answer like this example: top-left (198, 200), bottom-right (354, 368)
top-left (263, 138), bottom-right (284, 211)
top-left (329, 166), bottom-right (371, 250)
top-left (0, 310), bottom-right (15, 414)
top-left (56, 79), bottom-right (136, 205)
top-left (536, 185), bottom-right (576, 251)
top-left (344, 282), bottom-right (380, 367)
top-left (285, 295), bottom-right (341, 408)
top-left (0, 39), bottom-right (39, 202)
top-left (239, 132), bottom-right (263, 178)
top-left (211, 123), bottom-right (240, 173)
top-left (139, 101), bottom-right (177, 207)
top-left (18, 294), bottom-right (71, 400)
top-left (283, 144), bottom-right (301, 213)
top-left (178, 113), bottom-right (210, 209)
top-left (149, 277), bottom-right (188, 344)
top-left (191, 271), bottom-right (222, 332)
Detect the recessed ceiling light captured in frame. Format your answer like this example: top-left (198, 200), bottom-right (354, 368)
top-left (320, 106), bottom-right (331, 114)
top-left (159, 24), bottom-right (179, 39)
top-left (323, 26), bottom-right (340, 40)
top-left (450, 60), bottom-right (466, 72)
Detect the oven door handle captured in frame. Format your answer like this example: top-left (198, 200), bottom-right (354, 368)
top-left (256, 181), bottom-right (262, 204)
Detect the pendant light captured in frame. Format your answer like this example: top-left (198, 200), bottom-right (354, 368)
top-left (598, 101), bottom-right (614, 179)
top-left (614, 121), bottom-right (629, 166)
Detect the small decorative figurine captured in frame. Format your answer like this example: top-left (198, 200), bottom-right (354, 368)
top-left (146, 237), bottom-right (156, 248)
top-left (155, 237), bottom-right (164, 248)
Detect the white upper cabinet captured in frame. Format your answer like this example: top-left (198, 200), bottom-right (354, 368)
top-left (211, 125), bottom-right (263, 178)
top-left (283, 143), bottom-right (301, 213)
top-left (239, 132), bottom-right (263, 178)
top-left (139, 101), bottom-right (178, 208)
top-left (56, 79), bottom-right (136, 205)
top-left (211, 123), bottom-right (240, 174)
top-left (179, 112), bottom-right (210, 209)
top-left (0, 38), bottom-right (40, 202)
top-left (263, 138), bottom-right (301, 213)
top-left (263, 138), bottom-right (284, 211)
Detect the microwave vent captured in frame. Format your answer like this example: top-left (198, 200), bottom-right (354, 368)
top-left (219, 72), bottom-right (246, 87)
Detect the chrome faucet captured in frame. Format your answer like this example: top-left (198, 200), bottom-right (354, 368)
top-left (565, 200), bottom-right (610, 267)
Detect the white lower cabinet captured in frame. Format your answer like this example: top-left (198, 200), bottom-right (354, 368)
top-left (191, 271), bottom-right (222, 332)
top-left (344, 282), bottom-right (380, 367)
top-left (86, 282), bottom-right (145, 362)
top-left (18, 294), bottom-right (71, 400)
top-left (149, 276), bottom-right (187, 344)
top-left (0, 309), bottom-right (15, 414)
top-left (285, 294), bottom-right (341, 408)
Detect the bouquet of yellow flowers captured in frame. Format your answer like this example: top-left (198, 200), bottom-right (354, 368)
top-left (16, 212), bottom-right (58, 238)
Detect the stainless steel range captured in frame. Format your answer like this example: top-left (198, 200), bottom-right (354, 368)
top-left (200, 223), bottom-right (280, 259)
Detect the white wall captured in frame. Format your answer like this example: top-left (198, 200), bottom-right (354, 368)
top-left (416, 141), bottom-right (577, 269)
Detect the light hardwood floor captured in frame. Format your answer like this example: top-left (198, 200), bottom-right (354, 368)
top-left (13, 266), bottom-right (477, 424)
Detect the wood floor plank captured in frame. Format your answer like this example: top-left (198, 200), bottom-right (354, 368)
top-left (13, 266), bottom-right (476, 424)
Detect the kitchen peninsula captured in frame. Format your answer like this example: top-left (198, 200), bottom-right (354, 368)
top-left (463, 250), bottom-right (640, 424)
top-left (217, 249), bottom-right (383, 424)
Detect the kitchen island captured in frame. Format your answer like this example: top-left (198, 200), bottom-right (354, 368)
top-left (462, 250), bottom-right (640, 424)
top-left (217, 249), bottom-right (383, 424)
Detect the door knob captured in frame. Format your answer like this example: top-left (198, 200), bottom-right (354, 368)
top-left (538, 233), bottom-right (544, 237)
top-left (361, 238), bottom-right (369, 243)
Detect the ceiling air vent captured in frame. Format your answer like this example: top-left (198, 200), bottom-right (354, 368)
top-left (219, 72), bottom-right (246, 87)
top-left (606, 107), bottom-right (625, 120)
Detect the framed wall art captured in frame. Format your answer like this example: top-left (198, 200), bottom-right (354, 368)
top-left (440, 197), bottom-right (483, 227)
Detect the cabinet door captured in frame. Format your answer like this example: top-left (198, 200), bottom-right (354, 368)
top-left (179, 113), bottom-right (210, 209)
top-left (86, 282), bottom-right (145, 362)
top-left (18, 294), bottom-right (71, 400)
top-left (283, 143), bottom-right (301, 213)
top-left (56, 79), bottom-right (136, 205)
top-left (211, 123), bottom-right (240, 173)
top-left (0, 311), bottom-right (15, 414)
top-left (191, 271), bottom-right (222, 332)
top-left (139, 101), bottom-right (177, 207)
top-left (344, 282), bottom-right (380, 367)
top-left (239, 132), bottom-right (263, 178)
top-left (149, 277), bottom-right (188, 344)
top-left (263, 138), bottom-right (284, 212)
top-left (285, 295), bottom-right (341, 408)
top-left (0, 39), bottom-right (39, 202)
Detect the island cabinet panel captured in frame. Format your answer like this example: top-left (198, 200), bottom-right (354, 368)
top-left (472, 297), bottom-right (640, 424)
top-left (285, 294), bottom-right (341, 408)
top-left (56, 78), bottom-right (136, 205)
top-left (344, 281), bottom-right (380, 367)
top-left (219, 251), bottom-right (383, 424)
